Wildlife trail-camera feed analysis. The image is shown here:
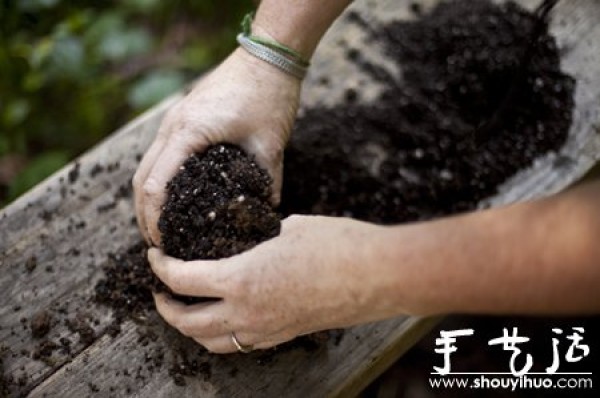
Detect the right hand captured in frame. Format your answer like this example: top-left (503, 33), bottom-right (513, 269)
top-left (133, 48), bottom-right (301, 246)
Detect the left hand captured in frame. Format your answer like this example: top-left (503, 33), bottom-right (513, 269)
top-left (148, 215), bottom-right (397, 354)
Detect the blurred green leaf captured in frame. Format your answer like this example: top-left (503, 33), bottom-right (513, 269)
top-left (47, 36), bottom-right (85, 79)
top-left (98, 27), bottom-right (153, 62)
top-left (0, 137), bottom-right (9, 156)
top-left (23, 72), bottom-right (45, 92)
top-left (29, 38), bottom-right (54, 69)
top-left (18, 0), bottom-right (62, 11)
top-left (183, 44), bottom-right (212, 70)
top-left (123, 0), bottom-right (162, 13)
top-left (0, 0), bottom-right (253, 208)
top-left (7, 151), bottom-right (69, 201)
top-left (3, 100), bottom-right (31, 127)
top-left (128, 70), bottom-right (185, 109)
top-left (85, 12), bottom-right (124, 46)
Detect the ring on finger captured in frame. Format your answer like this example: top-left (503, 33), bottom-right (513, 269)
top-left (231, 331), bottom-right (254, 354)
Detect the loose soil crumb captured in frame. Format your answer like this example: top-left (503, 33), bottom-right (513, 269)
top-left (24, 256), bottom-right (37, 274)
top-left (68, 162), bottom-right (81, 184)
top-left (30, 311), bottom-right (52, 339)
top-left (65, 313), bottom-right (96, 346)
top-left (31, 340), bottom-right (59, 364)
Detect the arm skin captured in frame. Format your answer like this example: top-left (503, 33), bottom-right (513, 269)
top-left (149, 181), bottom-right (600, 353)
top-left (380, 180), bottom-right (600, 316)
top-left (132, 0), bottom-right (351, 245)
top-left (252, 0), bottom-right (353, 59)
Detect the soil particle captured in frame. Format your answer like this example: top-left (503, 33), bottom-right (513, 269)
top-left (24, 256), bottom-right (37, 273)
top-left (0, 346), bottom-right (8, 398)
top-left (31, 340), bottom-right (59, 364)
top-left (68, 162), bottom-right (81, 184)
top-left (89, 164), bottom-right (105, 178)
top-left (30, 311), bottom-right (52, 339)
top-left (168, 359), bottom-right (211, 387)
top-left (96, 201), bottom-right (117, 213)
top-left (65, 313), bottom-right (96, 346)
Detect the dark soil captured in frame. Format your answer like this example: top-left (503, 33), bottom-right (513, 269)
top-left (85, 0), bottom-right (577, 392)
top-left (159, 145), bottom-right (280, 261)
top-left (65, 313), bottom-right (96, 346)
top-left (0, 345), bottom-right (8, 398)
top-left (95, 243), bottom-right (158, 323)
top-left (30, 311), bottom-right (52, 339)
top-left (281, 0), bottom-right (573, 222)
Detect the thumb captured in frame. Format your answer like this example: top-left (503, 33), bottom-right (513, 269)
top-left (243, 135), bottom-right (285, 207)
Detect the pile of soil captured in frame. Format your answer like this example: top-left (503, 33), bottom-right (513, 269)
top-left (158, 145), bottom-right (280, 261)
top-left (88, 0), bottom-right (575, 391)
top-left (281, 0), bottom-right (573, 222)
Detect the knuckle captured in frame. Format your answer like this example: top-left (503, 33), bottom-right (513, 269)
top-left (282, 215), bottom-right (303, 231)
top-left (175, 319), bottom-right (194, 337)
top-left (157, 302), bottom-right (178, 327)
top-left (142, 177), bottom-right (162, 198)
top-left (238, 309), bottom-right (265, 332)
top-left (163, 268), bottom-right (187, 293)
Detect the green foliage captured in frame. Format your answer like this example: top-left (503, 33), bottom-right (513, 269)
top-left (0, 0), bottom-right (252, 206)
top-left (7, 151), bottom-right (69, 200)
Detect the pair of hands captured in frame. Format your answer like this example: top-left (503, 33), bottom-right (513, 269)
top-left (133, 49), bottom-right (387, 353)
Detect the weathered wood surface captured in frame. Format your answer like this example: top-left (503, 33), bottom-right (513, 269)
top-left (1, 0), bottom-right (599, 397)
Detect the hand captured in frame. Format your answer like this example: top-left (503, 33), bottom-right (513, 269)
top-left (133, 48), bottom-right (301, 245)
top-left (148, 215), bottom-right (399, 354)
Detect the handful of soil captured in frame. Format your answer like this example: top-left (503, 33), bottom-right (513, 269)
top-left (158, 144), bottom-right (281, 261)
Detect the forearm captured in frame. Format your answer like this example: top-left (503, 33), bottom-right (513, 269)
top-left (377, 181), bottom-right (600, 316)
top-left (253, 0), bottom-right (352, 58)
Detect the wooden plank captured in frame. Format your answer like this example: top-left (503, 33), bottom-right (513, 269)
top-left (0, 96), bottom-right (181, 395)
top-left (2, 0), bottom-right (600, 397)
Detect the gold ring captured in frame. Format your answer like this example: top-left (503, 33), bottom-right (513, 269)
top-left (231, 331), bottom-right (254, 353)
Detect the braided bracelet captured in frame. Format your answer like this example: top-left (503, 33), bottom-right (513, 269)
top-left (237, 12), bottom-right (310, 80)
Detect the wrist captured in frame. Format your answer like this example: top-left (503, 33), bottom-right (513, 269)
top-left (345, 221), bottom-right (430, 322)
top-left (250, 23), bottom-right (315, 61)
top-left (252, 0), bottom-right (352, 59)
top-left (374, 220), bottom-right (462, 318)
top-left (230, 47), bottom-right (301, 87)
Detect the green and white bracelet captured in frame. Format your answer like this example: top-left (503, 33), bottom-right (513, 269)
top-left (237, 13), bottom-right (311, 80)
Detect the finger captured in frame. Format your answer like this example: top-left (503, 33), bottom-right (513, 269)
top-left (143, 135), bottom-right (208, 245)
top-left (153, 293), bottom-right (230, 338)
top-left (193, 334), bottom-right (281, 354)
top-left (269, 155), bottom-right (283, 206)
top-left (133, 134), bottom-right (169, 244)
top-left (148, 248), bottom-right (229, 297)
top-left (242, 137), bottom-right (284, 206)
